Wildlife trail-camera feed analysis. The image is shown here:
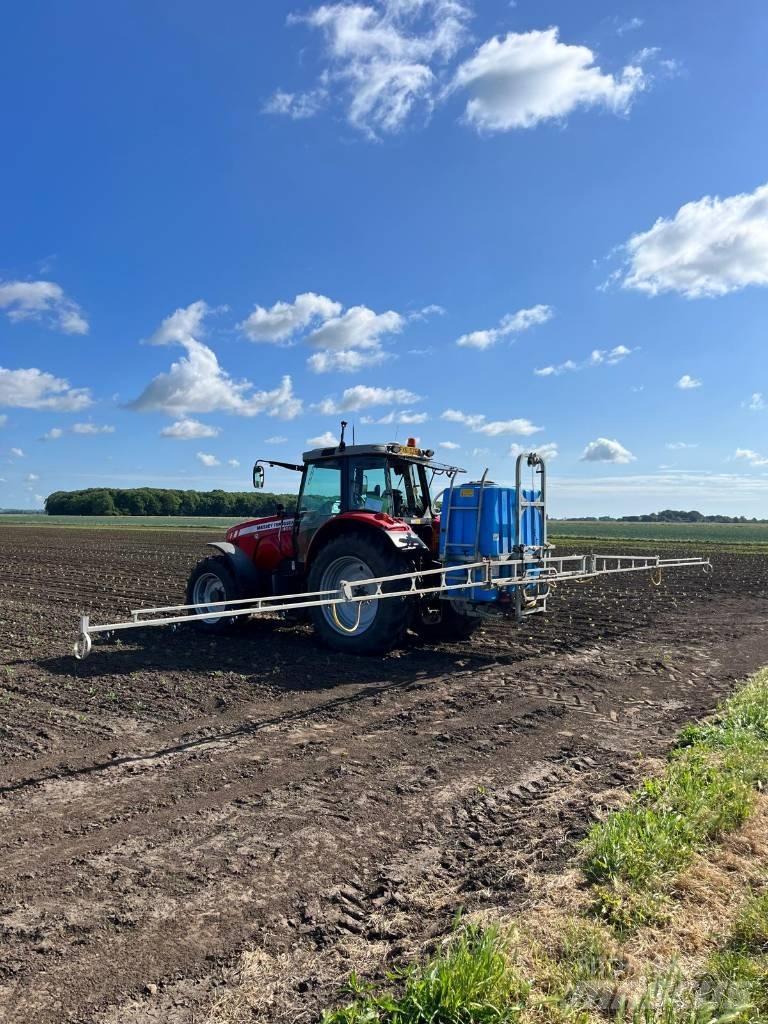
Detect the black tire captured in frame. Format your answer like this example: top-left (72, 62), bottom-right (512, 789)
top-left (307, 533), bottom-right (411, 655)
top-left (186, 555), bottom-right (243, 634)
top-left (413, 602), bottom-right (481, 643)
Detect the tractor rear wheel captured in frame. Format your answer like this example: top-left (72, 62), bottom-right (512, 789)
top-left (186, 555), bottom-right (244, 634)
top-left (307, 534), bottom-right (410, 655)
top-left (413, 602), bottom-right (481, 644)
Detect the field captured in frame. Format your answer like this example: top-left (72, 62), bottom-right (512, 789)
top-left (1, 523), bottom-right (768, 1023)
top-left (0, 513), bottom-right (245, 529)
top-left (551, 518), bottom-right (768, 545)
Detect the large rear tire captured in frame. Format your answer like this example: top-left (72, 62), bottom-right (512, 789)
top-left (413, 602), bottom-right (482, 643)
top-left (307, 534), bottom-right (410, 655)
top-left (186, 555), bottom-right (243, 634)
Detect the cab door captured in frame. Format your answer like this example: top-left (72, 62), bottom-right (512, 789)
top-left (294, 460), bottom-right (343, 564)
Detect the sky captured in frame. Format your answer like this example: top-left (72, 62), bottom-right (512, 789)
top-left (1, 0), bottom-right (767, 517)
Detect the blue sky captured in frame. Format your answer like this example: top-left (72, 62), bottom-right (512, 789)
top-left (1, 0), bottom-right (767, 516)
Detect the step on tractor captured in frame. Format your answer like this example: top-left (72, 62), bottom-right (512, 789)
top-left (74, 423), bottom-right (712, 659)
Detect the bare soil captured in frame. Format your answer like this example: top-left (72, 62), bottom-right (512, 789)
top-left (0, 525), bottom-right (767, 1023)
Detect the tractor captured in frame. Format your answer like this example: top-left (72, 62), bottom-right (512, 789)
top-left (73, 426), bottom-right (712, 660)
top-left (186, 423), bottom-right (479, 654)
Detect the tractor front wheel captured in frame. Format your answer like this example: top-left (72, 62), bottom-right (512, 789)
top-left (307, 534), bottom-right (410, 655)
top-left (186, 555), bottom-right (243, 634)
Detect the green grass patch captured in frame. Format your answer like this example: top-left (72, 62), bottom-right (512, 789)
top-left (549, 520), bottom-right (768, 547)
top-left (583, 670), bottom-right (768, 931)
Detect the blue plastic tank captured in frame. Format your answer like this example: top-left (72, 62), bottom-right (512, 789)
top-left (439, 482), bottom-right (543, 602)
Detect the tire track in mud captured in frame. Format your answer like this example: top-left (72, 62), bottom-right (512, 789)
top-left (4, 610), bottom-right (768, 1023)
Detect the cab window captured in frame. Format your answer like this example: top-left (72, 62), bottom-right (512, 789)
top-left (349, 458), bottom-right (390, 514)
top-left (299, 462), bottom-right (342, 515)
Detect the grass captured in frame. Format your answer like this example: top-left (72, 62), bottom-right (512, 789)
top-left (583, 670), bottom-right (768, 931)
top-left (0, 513), bottom-right (245, 530)
top-left (308, 668), bottom-right (768, 1024)
top-left (549, 520), bottom-right (768, 546)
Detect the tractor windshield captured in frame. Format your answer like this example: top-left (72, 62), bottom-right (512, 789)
top-left (388, 458), bottom-right (430, 518)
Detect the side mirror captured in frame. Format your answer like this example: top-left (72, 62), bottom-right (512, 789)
top-left (253, 463), bottom-right (265, 489)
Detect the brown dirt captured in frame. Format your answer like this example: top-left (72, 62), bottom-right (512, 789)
top-left (0, 524), bottom-right (767, 1023)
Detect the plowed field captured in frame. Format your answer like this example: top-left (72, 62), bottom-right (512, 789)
top-left (1, 525), bottom-right (767, 1023)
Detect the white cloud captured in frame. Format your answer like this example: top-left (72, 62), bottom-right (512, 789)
top-left (316, 384), bottom-right (421, 413)
top-left (735, 447), bottom-right (768, 467)
top-left (279, 0), bottom-right (470, 137)
top-left (677, 374), bottom-right (702, 390)
top-left (666, 441), bottom-right (698, 450)
top-left (441, 408), bottom-right (543, 436)
top-left (580, 437), bottom-right (636, 463)
top-left (308, 305), bottom-right (403, 351)
top-left (361, 408), bottom-right (428, 425)
top-left (0, 280), bottom-right (89, 334)
top-left (196, 452), bottom-right (220, 467)
top-left (239, 292), bottom-right (342, 343)
top-left (617, 181), bottom-right (768, 298)
top-left (535, 344), bottom-right (633, 376)
top-left (42, 427), bottom-right (63, 441)
top-left (160, 418), bottom-right (221, 440)
top-left (746, 393), bottom-right (765, 411)
top-left (25, 473), bottom-right (40, 482)
top-left (307, 348), bottom-right (391, 373)
top-left (263, 88), bottom-right (328, 119)
top-left (307, 431), bottom-right (340, 447)
top-left (439, 440), bottom-right (460, 450)
top-left (130, 302), bottom-right (302, 419)
top-left (228, 458), bottom-right (241, 467)
top-left (452, 28), bottom-right (646, 133)
top-left (72, 423), bottom-right (115, 435)
top-left (0, 366), bottom-right (92, 411)
top-left (510, 441), bottom-right (558, 460)
top-left (264, 435), bottom-right (288, 444)
top-left (10, 447), bottom-right (24, 458)
top-left (456, 304), bottom-right (552, 349)
top-left (616, 16), bottom-right (644, 35)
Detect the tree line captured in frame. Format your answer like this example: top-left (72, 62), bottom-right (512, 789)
top-left (564, 509), bottom-right (766, 524)
top-left (44, 488), bottom-right (297, 517)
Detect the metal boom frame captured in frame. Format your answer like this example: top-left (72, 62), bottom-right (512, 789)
top-left (74, 552), bottom-right (712, 659)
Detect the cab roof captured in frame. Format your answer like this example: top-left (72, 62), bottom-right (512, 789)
top-left (301, 442), bottom-right (464, 475)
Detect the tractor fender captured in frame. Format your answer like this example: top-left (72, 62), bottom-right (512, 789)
top-left (305, 516), bottom-right (428, 567)
top-left (206, 542), bottom-right (265, 592)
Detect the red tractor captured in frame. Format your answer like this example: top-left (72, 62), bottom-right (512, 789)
top-left (186, 424), bottom-right (474, 654)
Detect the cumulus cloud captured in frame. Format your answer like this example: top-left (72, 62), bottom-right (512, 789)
top-left (439, 440), bottom-right (460, 450)
top-left (677, 374), bottom-right (702, 390)
top-left (509, 441), bottom-right (559, 460)
top-left (160, 418), bottom-right (221, 440)
top-left (196, 452), bottom-right (220, 467)
top-left (580, 437), bottom-right (636, 463)
top-left (239, 292), bottom-right (342, 343)
top-left (361, 409), bottom-right (428, 425)
top-left (307, 431), bottom-right (340, 447)
top-left (130, 302), bottom-right (302, 419)
top-left (456, 304), bottom-right (552, 349)
top-left (666, 441), bottom-right (698, 450)
top-left (616, 182), bottom-right (768, 298)
top-left (452, 28), bottom-right (646, 133)
top-left (228, 458), bottom-right (240, 467)
top-left (240, 293), bottom-right (405, 373)
top-left (535, 344), bottom-right (633, 376)
top-left (275, 0), bottom-right (470, 137)
top-left (746, 392), bottom-right (766, 411)
top-left (0, 280), bottom-right (89, 334)
top-left (10, 447), bottom-right (24, 458)
top-left (26, 472), bottom-right (39, 482)
top-left (441, 408), bottom-right (543, 435)
top-left (735, 448), bottom-right (768, 468)
top-left (42, 428), bottom-right (64, 441)
top-left (0, 366), bottom-right (92, 411)
top-left (315, 384), bottom-right (421, 413)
